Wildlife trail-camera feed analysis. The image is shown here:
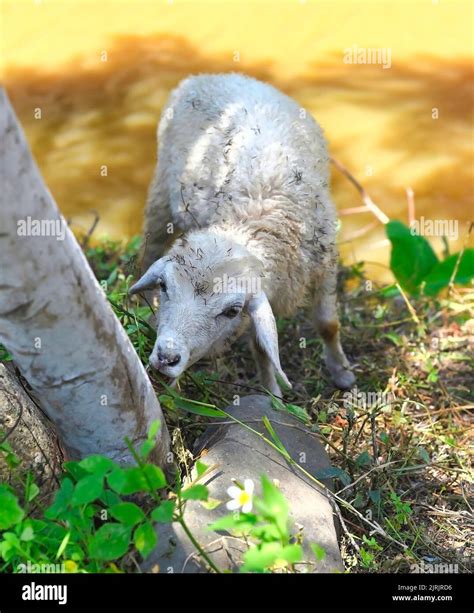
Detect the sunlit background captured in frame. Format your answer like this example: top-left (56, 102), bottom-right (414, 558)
top-left (1, 0), bottom-right (472, 281)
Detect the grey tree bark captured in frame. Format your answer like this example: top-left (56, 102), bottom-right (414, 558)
top-left (0, 89), bottom-right (170, 467)
top-left (0, 363), bottom-right (63, 501)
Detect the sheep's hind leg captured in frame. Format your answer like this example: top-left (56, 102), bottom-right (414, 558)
top-left (312, 269), bottom-right (356, 390)
top-left (250, 337), bottom-right (282, 397)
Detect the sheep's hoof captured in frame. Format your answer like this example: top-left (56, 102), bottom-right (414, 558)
top-left (330, 367), bottom-right (356, 390)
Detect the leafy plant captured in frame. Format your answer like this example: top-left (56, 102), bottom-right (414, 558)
top-left (386, 220), bottom-right (473, 295)
top-left (2, 418), bottom-right (324, 574)
top-left (0, 421), bottom-right (175, 573)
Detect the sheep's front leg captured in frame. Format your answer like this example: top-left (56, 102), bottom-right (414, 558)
top-left (250, 337), bottom-right (282, 397)
top-left (312, 268), bottom-right (356, 390)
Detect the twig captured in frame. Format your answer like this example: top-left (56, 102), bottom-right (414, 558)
top-left (330, 157), bottom-right (390, 225)
top-left (334, 502), bottom-right (360, 554)
top-left (338, 220), bottom-right (379, 243)
top-left (395, 282), bottom-right (421, 326)
top-left (339, 206), bottom-right (370, 216)
top-left (81, 211), bottom-right (100, 248)
top-left (336, 461), bottom-right (400, 495)
top-left (406, 187), bottom-right (415, 226)
top-left (448, 221), bottom-right (473, 296)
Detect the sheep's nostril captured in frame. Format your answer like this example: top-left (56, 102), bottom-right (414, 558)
top-left (157, 352), bottom-right (181, 367)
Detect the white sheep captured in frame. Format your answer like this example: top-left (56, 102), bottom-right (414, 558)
top-left (130, 73), bottom-right (355, 396)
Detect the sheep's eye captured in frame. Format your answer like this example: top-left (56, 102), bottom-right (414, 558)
top-left (158, 279), bottom-right (167, 293)
top-left (221, 306), bottom-right (241, 319)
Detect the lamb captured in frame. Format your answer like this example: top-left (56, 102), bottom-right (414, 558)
top-left (130, 73), bottom-right (355, 396)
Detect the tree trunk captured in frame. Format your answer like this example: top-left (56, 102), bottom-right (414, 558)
top-left (0, 363), bottom-right (63, 503)
top-left (0, 89), bottom-right (170, 468)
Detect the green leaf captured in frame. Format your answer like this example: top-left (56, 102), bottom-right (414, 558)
top-left (109, 502), bottom-right (145, 526)
top-left (381, 333), bottom-right (402, 347)
top-left (79, 455), bottom-right (115, 476)
top-left (63, 461), bottom-right (89, 482)
top-left (107, 468), bottom-right (132, 494)
top-left (355, 451), bottom-right (372, 467)
top-left (315, 466), bottom-right (351, 486)
top-left (262, 416), bottom-right (290, 458)
top-left (147, 420), bottom-right (161, 439)
top-left (208, 513), bottom-right (257, 533)
top-left (45, 479), bottom-right (74, 519)
top-left (19, 525), bottom-right (34, 542)
top-left (56, 532), bottom-right (71, 559)
top-left (133, 521), bottom-right (157, 558)
top-left (71, 474), bottom-right (104, 506)
top-left (271, 397), bottom-right (310, 423)
top-left (242, 542), bottom-right (302, 572)
top-left (257, 475), bottom-right (288, 535)
top-left (362, 535), bottom-right (383, 551)
top-left (25, 482), bottom-right (40, 503)
top-left (158, 394), bottom-right (175, 410)
top-left (108, 466), bottom-right (165, 494)
top-left (423, 249), bottom-right (474, 295)
top-left (99, 490), bottom-right (122, 508)
top-left (181, 484), bottom-right (209, 501)
top-left (369, 489), bottom-right (382, 504)
top-left (250, 523), bottom-right (281, 541)
top-left (139, 439), bottom-right (155, 459)
top-left (89, 523), bottom-right (132, 561)
top-left (311, 543), bottom-right (326, 561)
top-left (277, 544), bottom-right (302, 564)
top-left (195, 460), bottom-right (209, 477)
top-left (151, 500), bottom-right (175, 523)
top-left (200, 497), bottom-right (222, 511)
top-left (0, 486), bottom-right (24, 530)
top-left (284, 403), bottom-right (310, 423)
top-left (174, 397), bottom-right (226, 418)
top-left (142, 465), bottom-right (167, 490)
top-left (360, 547), bottom-right (375, 567)
top-left (418, 447), bottom-right (430, 464)
top-left (386, 220), bottom-right (438, 294)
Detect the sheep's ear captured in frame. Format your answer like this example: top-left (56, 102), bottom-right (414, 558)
top-left (247, 292), bottom-right (292, 389)
top-left (129, 259), bottom-right (165, 295)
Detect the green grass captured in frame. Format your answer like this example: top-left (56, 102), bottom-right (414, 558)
top-left (2, 235), bottom-right (472, 573)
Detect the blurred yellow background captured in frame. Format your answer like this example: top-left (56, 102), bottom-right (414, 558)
top-left (1, 0), bottom-right (473, 280)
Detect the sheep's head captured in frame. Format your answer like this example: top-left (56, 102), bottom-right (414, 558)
top-left (129, 231), bottom-right (290, 387)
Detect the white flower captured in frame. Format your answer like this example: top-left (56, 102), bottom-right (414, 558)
top-left (226, 479), bottom-right (254, 513)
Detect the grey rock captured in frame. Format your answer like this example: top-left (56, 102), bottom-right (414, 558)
top-left (144, 395), bottom-right (343, 573)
